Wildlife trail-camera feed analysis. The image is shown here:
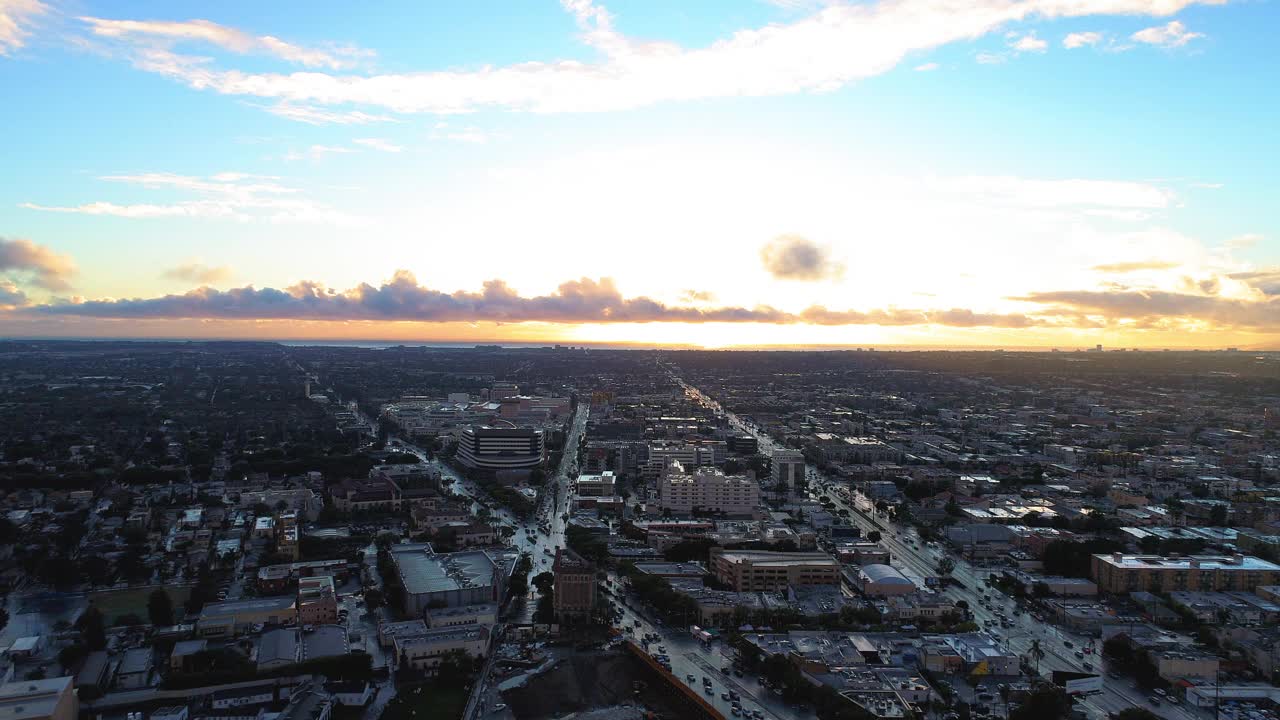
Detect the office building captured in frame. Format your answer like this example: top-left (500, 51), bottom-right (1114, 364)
top-left (657, 460), bottom-right (759, 515)
top-left (1090, 553), bottom-right (1280, 594)
top-left (771, 449), bottom-right (806, 489)
top-left (456, 426), bottom-right (545, 471)
top-left (553, 548), bottom-right (596, 623)
top-left (709, 548), bottom-right (840, 591)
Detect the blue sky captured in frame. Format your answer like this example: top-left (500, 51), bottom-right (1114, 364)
top-left (0, 0), bottom-right (1277, 347)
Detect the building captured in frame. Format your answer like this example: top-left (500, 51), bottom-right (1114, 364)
top-left (198, 596), bottom-right (298, 637)
top-left (1153, 649), bottom-right (1220, 682)
top-left (849, 564), bottom-right (917, 597)
top-left (392, 626), bottom-right (489, 674)
top-left (424, 603), bottom-right (498, 629)
top-left (115, 648), bottom-right (154, 689)
top-left (657, 460), bottom-right (759, 515)
top-left (389, 544), bottom-right (505, 615)
top-left (709, 549), bottom-right (840, 591)
top-left (553, 548), bottom-right (596, 623)
top-left (456, 426), bottom-right (545, 471)
top-left (1090, 553), bottom-right (1280, 594)
top-left (0, 677), bottom-right (78, 720)
top-left (771, 449), bottom-right (806, 489)
top-left (297, 576), bottom-right (338, 625)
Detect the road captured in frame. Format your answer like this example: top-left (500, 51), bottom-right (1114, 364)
top-left (607, 588), bottom-right (810, 720)
top-left (676, 376), bottom-right (1202, 720)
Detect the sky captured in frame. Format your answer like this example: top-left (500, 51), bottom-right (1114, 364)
top-left (1, 0), bottom-right (1278, 349)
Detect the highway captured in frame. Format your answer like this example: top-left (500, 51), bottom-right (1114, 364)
top-left (675, 376), bottom-right (1203, 720)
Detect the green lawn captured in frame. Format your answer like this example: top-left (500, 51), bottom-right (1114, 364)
top-left (88, 585), bottom-right (192, 626)
top-left (381, 684), bottom-right (469, 720)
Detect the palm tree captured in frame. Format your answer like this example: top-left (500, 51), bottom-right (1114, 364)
top-left (1028, 639), bottom-right (1046, 676)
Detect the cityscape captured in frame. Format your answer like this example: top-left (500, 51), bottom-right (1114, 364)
top-left (2, 1), bottom-right (1279, 720)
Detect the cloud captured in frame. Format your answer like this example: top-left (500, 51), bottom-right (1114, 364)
top-left (79, 16), bottom-right (372, 69)
top-left (0, 0), bottom-right (47, 56)
top-left (0, 280), bottom-right (28, 308)
top-left (679, 289), bottom-right (716, 303)
top-left (353, 137), bottom-right (403, 153)
top-left (1009, 32), bottom-right (1048, 53)
top-left (976, 52), bottom-right (1007, 65)
top-left (21, 171), bottom-right (352, 224)
top-left (162, 262), bottom-right (233, 284)
top-left (1014, 289), bottom-right (1280, 329)
top-left (760, 234), bottom-right (845, 281)
top-left (261, 103), bottom-right (397, 125)
top-left (94, 0), bottom-right (1227, 115)
top-left (282, 144), bottom-right (356, 161)
top-left (1091, 260), bottom-right (1180, 273)
top-left (1131, 20), bottom-right (1203, 48)
top-left (1063, 31), bottom-right (1103, 48)
top-left (1227, 269), bottom-right (1280, 296)
top-left (25, 271), bottom-right (1048, 329)
top-left (0, 237), bottom-right (76, 290)
top-left (914, 62), bottom-right (940, 71)
top-left (1224, 233), bottom-right (1261, 250)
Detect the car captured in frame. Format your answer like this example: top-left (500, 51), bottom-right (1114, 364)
top-left (1107, 672), bottom-right (1121, 680)
top-left (1075, 651), bottom-right (1085, 659)
top-left (687, 674), bottom-right (696, 682)
top-left (1064, 641), bottom-right (1074, 648)
top-left (1155, 689), bottom-right (1166, 696)
top-left (492, 704), bottom-right (507, 713)
top-left (731, 709), bottom-right (741, 717)
top-left (730, 692), bottom-right (740, 701)
top-left (722, 693), bottom-right (731, 701)
top-left (705, 687), bottom-right (714, 695)
top-left (1083, 662), bottom-right (1093, 671)
top-left (1148, 696), bottom-right (1161, 705)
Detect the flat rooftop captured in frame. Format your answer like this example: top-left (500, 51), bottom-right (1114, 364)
top-left (390, 545), bottom-right (497, 596)
top-left (1094, 554), bottom-right (1280, 571)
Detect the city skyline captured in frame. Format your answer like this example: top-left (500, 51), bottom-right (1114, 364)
top-left (2, 0), bottom-right (1278, 348)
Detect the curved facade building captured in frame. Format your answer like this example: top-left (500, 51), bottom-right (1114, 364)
top-left (456, 425), bottom-right (545, 470)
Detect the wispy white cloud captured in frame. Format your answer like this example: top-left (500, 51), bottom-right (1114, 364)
top-left (94, 0), bottom-right (1228, 115)
top-left (913, 62), bottom-right (939, 71)
top-left (1131, 20), bottom-right (1203, 48)
top-left (162, 262), bottom-right (233, 284)
top-left (352, 137), bottom-right (403, 153)
top-left (0, 0), bottom-right (48, 56)
top-left (1009, 31), bottom-right (1047, 53)
top-left (976, 52), bottom-right (1007, 65)
top-left (79, 16), bottom-right (373, 69)
top-left (20, 171), bottom-right (354, 224)
top-left (282, 144), bottom-right (355, 162)
top-left (1062, 31), bottom-right (1103, 48)
top-left (261, 102), bottom-right (397, 126)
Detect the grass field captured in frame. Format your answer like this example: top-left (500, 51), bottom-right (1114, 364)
top-left (381, 684), bottom-right (468, 720)
top-left (89, 585), bottom-right (192, 626)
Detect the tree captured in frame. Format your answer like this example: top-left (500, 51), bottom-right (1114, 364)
top-left (364, 588), bottom-right (384, 612)
top-left (1008, 684), bottom-right (1070, 720)
top-left (147, 589), bottom-right (174, 627)
top-left (532, 571), bottom-right (555, 594)
top-left (866, 530), bottom-right (882, 543)
top-left (79, 606), bottom-right (107, 651)
top-left (1028, 639), bottom-right (1046, 676)
top-left (936, 556), bottom-right (956, 578)
top-left (57, 644), bottom-right (87, 672)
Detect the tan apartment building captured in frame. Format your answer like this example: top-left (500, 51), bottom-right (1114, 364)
top-left (709, 549), bottom-right (840, 591)
top-left (1091, 553), bottom-right (1280, 594)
